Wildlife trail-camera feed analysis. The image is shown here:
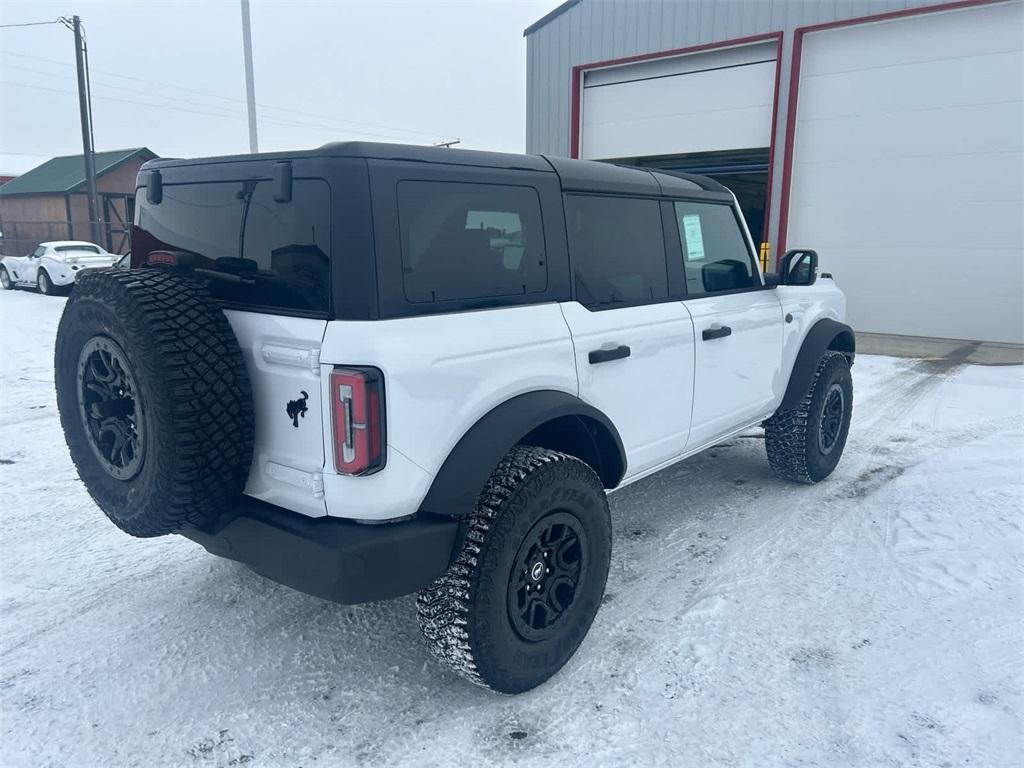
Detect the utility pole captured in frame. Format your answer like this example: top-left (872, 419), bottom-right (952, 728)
top-left (72, 15), bottom-right (100, 244)
top-left (240, 0), bottom-right (259, 153)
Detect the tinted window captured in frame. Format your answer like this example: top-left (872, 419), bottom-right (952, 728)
top-left (242, 182), bottom-right (330, 313)
top-left (565, 195), bottom-right (667, 308)
top-left (133, 179), bottom-right (330, 314)
top-left (397, 181), bottom-right (546, 303)
top-left (673, 202), bottom-right (758, 295)
top-left (55, 245), bottom-right (101, 254)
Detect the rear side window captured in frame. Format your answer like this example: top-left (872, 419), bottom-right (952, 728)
top-left (565, 195), bottom-right (668, 308)
top-left (133, 179), bottom-right (330, 314)
top-left (673, 202), bottom-right (758, 295)
top-left (397, 180), bottom-right (547, 303)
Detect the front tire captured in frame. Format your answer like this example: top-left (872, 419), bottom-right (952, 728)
top-left (417, 446), bottom-right (612, 693)
top-left (0, 267), bottom-right (12, 290)
top-left (766, 351), bottom-right (853, 483)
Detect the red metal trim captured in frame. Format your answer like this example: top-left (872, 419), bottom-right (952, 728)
top-left (776, 0), bottom-right (1009, 258)
top-left (568, 31), bottom-right (783, 160)
top-left (761, 33), bottom-right (784, 246)
top-left (569, 64), bottom-right (582, 159)
top-left (775, 31), bottom-right (803, 262)
top-left (796, 0), bottom-right (1007, 35)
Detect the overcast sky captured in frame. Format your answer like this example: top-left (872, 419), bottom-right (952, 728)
top-left (0, 0), bottom-right (560, 175)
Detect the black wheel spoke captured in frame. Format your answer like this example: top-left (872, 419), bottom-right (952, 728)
top-left (554, 532), bottom-right (581, 572)
top-left (85, 380), bottom-right (115, 399)
top-left (526, 593), bottom-right (549, 630)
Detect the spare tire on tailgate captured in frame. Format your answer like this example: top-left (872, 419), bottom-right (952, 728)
top-left (55, 268), bottom-right (254, 537)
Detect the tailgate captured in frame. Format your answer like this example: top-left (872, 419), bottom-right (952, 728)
top-left (224, 310), bottom-right (329, 517)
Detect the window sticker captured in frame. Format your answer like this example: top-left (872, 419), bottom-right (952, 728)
top-left (682, 214), bottom-right (706, 261)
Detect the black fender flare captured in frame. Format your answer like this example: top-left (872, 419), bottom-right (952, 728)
top-left (779, 318), bottom-right (856, 411)
top-left (418, 390), bottom-right (626, 518)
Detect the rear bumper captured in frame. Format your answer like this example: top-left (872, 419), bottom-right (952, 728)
top-left (181, 498), bottom-right (460, 604)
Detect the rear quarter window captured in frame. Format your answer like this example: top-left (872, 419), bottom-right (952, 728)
top-left (132, 179), bottom-right (330, 315)
top-left (396, 180), bottom-right (547, 303)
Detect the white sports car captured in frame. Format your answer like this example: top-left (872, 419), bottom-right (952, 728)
top-left (0, 241), bottom-right (120, 295)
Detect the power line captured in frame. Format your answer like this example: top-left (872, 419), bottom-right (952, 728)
top-left (3, 80), bottom-right (418, 142)
top-left (3, 63), bottom-right (251, 116)
top-left (0, 80), bottom-right (430, 143)
top-left (5, 62), bottom-right (406, 135)
top-left (0, 48), bottom-right (454, 141)
top-left (0, 19), bottom-right (61, 29)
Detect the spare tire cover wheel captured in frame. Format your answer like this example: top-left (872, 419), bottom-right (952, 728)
top-left (54, 269), bottom-right (254, 538)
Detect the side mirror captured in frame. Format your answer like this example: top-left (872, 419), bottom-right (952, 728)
top-left (780, 248), bottom-right (818, 286)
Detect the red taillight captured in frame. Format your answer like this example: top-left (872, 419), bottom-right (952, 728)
top-left (330, 367), bottom-right (385, 475)
top-left (146, 250), bottom-right (177, 267)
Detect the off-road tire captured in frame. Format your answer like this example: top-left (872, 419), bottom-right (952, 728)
top-left (37, 269), bottom-right (54, 295)
top-left (417, 446), bottom-right (612, 694)
top-left (55, 269), bottom-right (254, 537)
top-left (766, 351), bottom-right (853, 483)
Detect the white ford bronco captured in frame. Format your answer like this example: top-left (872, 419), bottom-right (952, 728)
top-left (54, 143), bottom-right (854, 693)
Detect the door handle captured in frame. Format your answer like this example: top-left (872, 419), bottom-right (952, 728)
top-left (588, 345), bottom-right (631, 364)
top-left (702, 326), bottom-right (732, 341)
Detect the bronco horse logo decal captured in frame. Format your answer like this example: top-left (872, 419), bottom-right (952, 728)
top-left (286, 391), bottom-right (309, 428)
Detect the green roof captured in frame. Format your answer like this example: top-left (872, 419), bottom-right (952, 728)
top-left (0, 147), bottom-right (157, 197)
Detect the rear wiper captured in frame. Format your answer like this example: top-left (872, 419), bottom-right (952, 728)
top-left (193, 268), bottom-right (256, 285)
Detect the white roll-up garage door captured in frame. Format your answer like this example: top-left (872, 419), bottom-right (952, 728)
top-left (580, 42), bottom-right (777, 160)
top-left (785, 1), bottom-right (1023, 344)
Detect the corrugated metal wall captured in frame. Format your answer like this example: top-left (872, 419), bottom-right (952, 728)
top-left (525, 0), bottom-right (954, 248)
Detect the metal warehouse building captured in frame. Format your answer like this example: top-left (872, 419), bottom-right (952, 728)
top-left (525, 0), bottom-right (1023, 344)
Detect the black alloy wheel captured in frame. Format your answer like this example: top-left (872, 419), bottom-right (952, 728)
top-left (508, 511), bottom-right (588, 642)
top-left (77, 335), bottom-right (146, 480)
top-left (818, 383), bottom-right (845, 455)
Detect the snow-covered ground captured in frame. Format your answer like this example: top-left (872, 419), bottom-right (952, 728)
top-left (1, 287), bottom-right (1021, 768)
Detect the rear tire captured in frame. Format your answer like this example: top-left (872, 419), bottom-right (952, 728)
top-left (37, 270), bottom-right (54, 295)
top-left (55, 269), bottom-right (254, 537)
top-left (766, 351), bottom-right (853, 483)
top-left (417, 446), bottom-right (612, 693)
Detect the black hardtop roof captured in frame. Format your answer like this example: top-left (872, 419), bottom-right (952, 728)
top-left (139, 142), bottom-right (730, 198)
top-left (140, 142), bottom-right (552, 172)
top-left (542, 155), bottom-right (728, 197)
